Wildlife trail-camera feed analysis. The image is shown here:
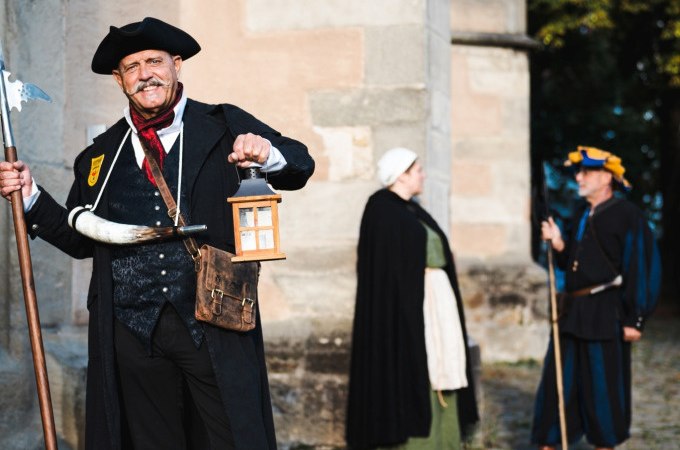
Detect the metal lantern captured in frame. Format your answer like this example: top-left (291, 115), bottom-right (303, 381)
top-left (228, 167), bottom-right (286, 262)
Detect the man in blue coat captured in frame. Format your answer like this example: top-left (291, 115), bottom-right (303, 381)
top-left (532, 146), bottom-right (660, 449)
top-left (0, 17), bottom-right (314, 450)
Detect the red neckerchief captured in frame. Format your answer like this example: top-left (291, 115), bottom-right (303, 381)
top-left (129, 82), bottom-right (184, 186)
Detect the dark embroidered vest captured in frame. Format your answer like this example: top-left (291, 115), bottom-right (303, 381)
top-left (108, 135), bottom-right (203, 351)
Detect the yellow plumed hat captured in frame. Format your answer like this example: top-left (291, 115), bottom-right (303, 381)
top-left (564, 145), bottom-right (631, 190)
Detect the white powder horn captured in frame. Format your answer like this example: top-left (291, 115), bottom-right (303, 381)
top-left (67, 206), bottom-right (206, 245)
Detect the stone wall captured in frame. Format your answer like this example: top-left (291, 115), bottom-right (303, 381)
top-left (0, 0), bottom-right (543, 448)
top-left (450, 0), bottom-right (549, 363)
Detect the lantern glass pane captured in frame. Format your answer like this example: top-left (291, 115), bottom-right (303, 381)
top-left (241, 231), bottom-right (257, 251)
top-left (257, 206), bottom-right (272, 226)
top-left (259, 229), bottom-right (275, 249)
top-left (239, 208), bottom-right (255, 227)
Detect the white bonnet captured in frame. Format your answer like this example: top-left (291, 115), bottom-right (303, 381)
top-left (377, 147), bottom-right (418, 187)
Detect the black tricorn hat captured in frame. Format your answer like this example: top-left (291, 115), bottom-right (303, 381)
top-left (91, 17), bottom-right (201, 74)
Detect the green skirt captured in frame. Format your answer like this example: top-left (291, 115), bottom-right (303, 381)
top-left (378, 390), bottom-right (461, 450)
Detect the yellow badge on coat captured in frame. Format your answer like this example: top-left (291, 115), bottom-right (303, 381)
top-left (88, 155), bottom-right (105, 187)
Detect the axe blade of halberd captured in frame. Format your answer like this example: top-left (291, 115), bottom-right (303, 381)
top-left (0, 40), bottom-right (51, 112)
top-left (2, 71), bottom-right (51, 111)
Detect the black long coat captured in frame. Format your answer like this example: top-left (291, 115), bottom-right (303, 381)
top-left (25, 99), bottom-right (315, 450)
top-left (346, 189), bottom-right (479, 449)
top-left (556, 197), bottom-right (661, 339)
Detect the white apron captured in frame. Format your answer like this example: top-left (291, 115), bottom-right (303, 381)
top-left (423, 268), bottom-right (468, 391)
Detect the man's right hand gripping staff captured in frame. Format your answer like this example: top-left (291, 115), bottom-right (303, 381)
top-left (0, 160), bottom-right (36, 206)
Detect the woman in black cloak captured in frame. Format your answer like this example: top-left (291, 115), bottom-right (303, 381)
top-left (346, 147), bottom-right (479, 450)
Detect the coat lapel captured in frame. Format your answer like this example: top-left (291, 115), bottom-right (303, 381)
top-left (181, 99), bottom-right (228, 199)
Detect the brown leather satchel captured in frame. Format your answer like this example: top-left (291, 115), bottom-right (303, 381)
top-left (195, 244), bottom-right (258, 331)
top-left (139, 139), bottom-right (259, 332)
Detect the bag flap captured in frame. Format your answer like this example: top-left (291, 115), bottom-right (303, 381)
top-left (200, 244), bottom-right (258, 300)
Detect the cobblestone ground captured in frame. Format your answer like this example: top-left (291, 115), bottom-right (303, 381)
top-left (467, 310), bottom-right (680, 450)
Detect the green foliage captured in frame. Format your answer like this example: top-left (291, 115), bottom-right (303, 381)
top-left (528, 0), bottom-right (680, 231)
top-left (531, 0), bottom-right (615, 47)
top-left (530, 0), bottom-right (680, 85)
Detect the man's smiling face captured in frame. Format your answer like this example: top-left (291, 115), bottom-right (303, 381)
top-left (113, 49), bottom-right (182, 119)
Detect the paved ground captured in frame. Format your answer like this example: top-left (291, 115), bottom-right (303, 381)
top-left (468, 306), bottom-right (680, 450)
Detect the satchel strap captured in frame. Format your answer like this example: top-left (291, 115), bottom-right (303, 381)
top-left (138, 133), bottom-right (202, 267)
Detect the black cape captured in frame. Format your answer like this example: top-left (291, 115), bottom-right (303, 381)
top-left (346, 189), bottom-right (479, 449)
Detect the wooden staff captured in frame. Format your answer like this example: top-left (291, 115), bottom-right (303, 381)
top-left (4, 147), bottom-right (58, 450)
top-left (539, 162), bottom-right (568, 448)
top-left (546, 242), bottom-right (568, 449)
top-left (0, 40), bottom-right (58, 448)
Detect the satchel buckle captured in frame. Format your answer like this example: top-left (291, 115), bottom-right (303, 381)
top-left (241, 297), bottom-right (255, 325)
top-left (211, 288), bottom-right (224, 315)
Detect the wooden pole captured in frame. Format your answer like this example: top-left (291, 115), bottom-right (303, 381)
top-left (546, 244), bottom-right (568, 449)
top-left (4, 145), bottom-right (58, 450)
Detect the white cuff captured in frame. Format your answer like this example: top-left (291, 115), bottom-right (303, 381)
top-left (23, 179), bottom-right (40, 212)
top-left (260, 140), bottom-right (288, 172)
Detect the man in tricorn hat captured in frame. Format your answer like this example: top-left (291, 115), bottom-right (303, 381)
top-left (531, 146), bottom-right (660, 449)
top-left (0, 17), bottom-right (314, 449)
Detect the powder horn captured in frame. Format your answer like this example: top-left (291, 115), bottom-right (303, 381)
top-left (68, 206), bottom-right (206, 245)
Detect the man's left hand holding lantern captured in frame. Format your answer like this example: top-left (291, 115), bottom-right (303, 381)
top-left (229, 132), bottom-right (271, 167)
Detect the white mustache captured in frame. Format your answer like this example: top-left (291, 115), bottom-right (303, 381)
top-left (127, 78), bottom-right (171, 95)
top-left (68, 207), bottom-right (206, 245)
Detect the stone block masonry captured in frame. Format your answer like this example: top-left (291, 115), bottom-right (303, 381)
top-left (0, 0), bottom-right (543, 448)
